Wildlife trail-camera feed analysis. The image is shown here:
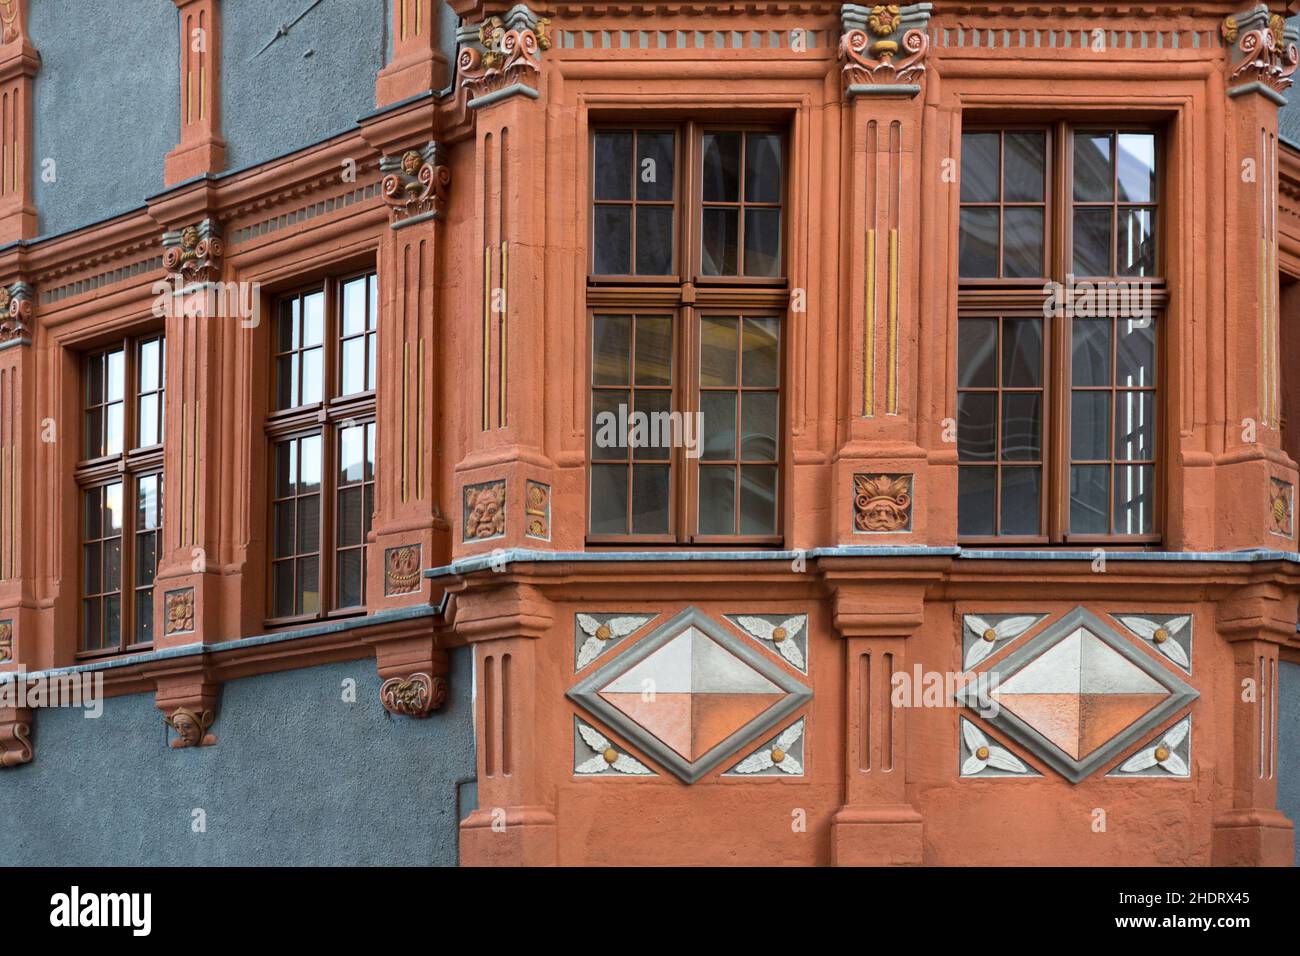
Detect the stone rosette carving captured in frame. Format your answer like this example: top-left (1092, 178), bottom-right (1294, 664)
top-left (839, 3), bottom-right (932, 97)
top-left (384, 545), bottom-right (423, 596)
top-left (0, 283), bottom-right (33, 345)
top-left (1268, 478), bottom-right (1293, 537)
top-left (959, 717), bottom-right (1037, 778)
top-left (1222, 6), bottom-right (1299, 102)
top-left (574, 718), bottom-right (653, 776)
top-left (164, 588), bottom-right (195, 635)
top-left (0, 620), bottom-right (11, 664)
top-left (1117, 613), bottom-right (1192, 673)
top-left (0, 1), bottom-right (19, 45)
top-left (162, 220), bottom-right (224, 285)
top-left (853, 473), bottom-right (913, 532)
top-left (380, 672), bottom-right (448, 717)
top-left (726, 718), bottom-right (806, 776)
top-left (164, 706), bottom-right (216, 748)
top-left (381, 142), bottom-right (450, 227)
top-left (961, 613), bottom-right (1046, 670)
top-left (575, 612), bottom-right (653, 671)
top-left (525, 480), bottom-right (550, 540)
top-left (726, 613), bottom-right (808, 673)
top-left (463, 480), bottom-right (506, 542)
top-left (1109, 718), bottom-right (1191, 778)
top-left (458, 4), bottom-right (552, 102)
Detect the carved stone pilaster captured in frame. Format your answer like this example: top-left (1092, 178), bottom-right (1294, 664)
top-left (161, 219), bottom-right (224, 285)
top-left (457, 4), bottom-right (552, 108)
top-left (0, 282), bottom-right (32, 346)
top-left (839, 3), bottom-right (932, 99)
top-left (380, 142), bottom-right (451, 229)
top-left (1223, 6), bottom-right (1299, 104)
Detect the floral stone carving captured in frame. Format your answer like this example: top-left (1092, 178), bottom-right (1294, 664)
top-left (726, 613), bottom-right (808, 673)
top-left (1116, 614), bottom-right (1192, 673)
top-left (0, 620), bottom-right (11, 663)
top-left (839, 3), bottom-right (932, 96)
top-left (162, 220), bottom-right (224, 285)
top-left (1269, 478), bottom-right (1293, 537)
top-left (959, 718), bottom-right (1037, 778)
top-left (0, 283), bottom-right (32, 344)
top-left (574, 718), bottom-right (653, 776)
top-left (726, 718), bottom-right (806, 776)
top-left (381, 142), bottom-right (450, 227)
top-left (1223, 7), bottom-right (1298, 102)
top-left (961, 613), bottom-right (1045, 670)
top-left (1110, 718), bottom-right (1191, 778)
top-left (164, 589), bottom-right (195, 635)
top-left (458, 4), bottom-right (552, 102)
top-left (575, 612), bottom-right (653, 671)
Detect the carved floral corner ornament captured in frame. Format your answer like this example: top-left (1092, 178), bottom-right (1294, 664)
top-left (839, 2), bottom-right (933, 99)
top-left (0, 620), bottom-right (11, 664)
top-left (1223, 6), bottom-right (1299, 103)
top-left (164, 707), bottom-right (217, 749)
top-left (463, 479), bottom-right (506, 542)
top-left (380, 672), bottom-right (448, 718)
top-left (0, 282), bottom-right (33, 345)
top-left (853, 473), bottom-right (913, 532)
top-left (162, 220), bottom-right (224, 285)
top-left (458, 4), bottom-right (552, 106)
top-left (381, 142), bottom-right (451, 229)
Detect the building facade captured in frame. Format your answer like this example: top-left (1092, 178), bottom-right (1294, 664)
top-left (1, 0), bottom-right (1299, 866)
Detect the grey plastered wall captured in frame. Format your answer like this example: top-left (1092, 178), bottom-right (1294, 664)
top-left (1281, 661), bottom-right (1300, 866)
top-left (28, 0), bottom-right (178, 240)
top-left (1283, 17), bottom-right (1300, 149)
top-left (221, 0), bottom-right (387, 172)
top-left (0, 650), bottom-right (476, 866)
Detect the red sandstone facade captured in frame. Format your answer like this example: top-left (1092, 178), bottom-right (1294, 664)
top-left (2, 0), bottom-right (1300, 866)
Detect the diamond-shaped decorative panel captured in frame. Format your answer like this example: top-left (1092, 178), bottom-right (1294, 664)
top-left (955, 606), bottom-right (1198, 783)
top-left (567, 607), bottom-right (812, 784)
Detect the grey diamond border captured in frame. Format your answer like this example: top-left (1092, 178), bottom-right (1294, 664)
top-left (566, 606), bottom-right (812, 784)
top-left (954, 605), bottom-right (1199, 784)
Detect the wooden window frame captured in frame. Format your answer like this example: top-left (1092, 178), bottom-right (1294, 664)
top-left (958, 120), bottom-right (1166, 546)
top-left (586, 120), bottom-right (788, 546)
top-left (76, 334), bottom-right (165, 659)
top-left (265, 269), bottom-right (377, 627)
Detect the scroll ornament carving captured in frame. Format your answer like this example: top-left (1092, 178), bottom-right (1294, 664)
top-left (381, 142), bottom-right (450, 226)
top-left (380, 672), bottom-right (448, 717)
top-left (1222, 8), bottom-right (1298, 99)
top-left (839, 3), bottom-right (932, 94)
top-left (459, 4), bottom-right (552, 99)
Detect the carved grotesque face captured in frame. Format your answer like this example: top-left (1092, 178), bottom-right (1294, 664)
top-left (469, 488), bottom-right (503, 538)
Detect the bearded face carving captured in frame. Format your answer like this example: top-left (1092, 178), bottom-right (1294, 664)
top-left (853, 474), bottom-right (913, 533)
